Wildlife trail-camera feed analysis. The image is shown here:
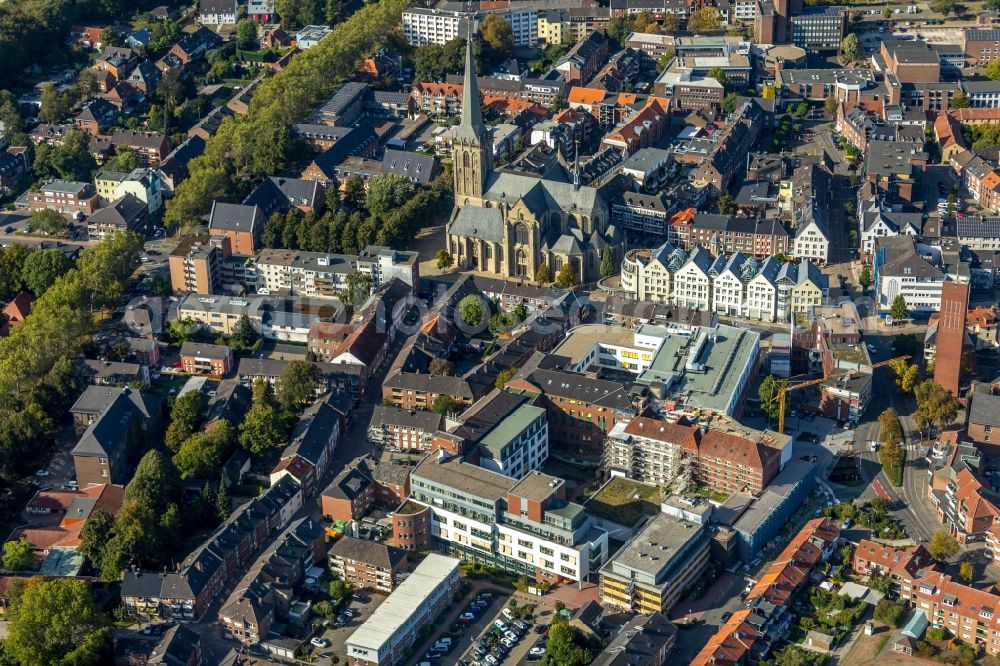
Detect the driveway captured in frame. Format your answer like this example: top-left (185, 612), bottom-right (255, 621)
top-left (311, 594), bottom-right (386, 663)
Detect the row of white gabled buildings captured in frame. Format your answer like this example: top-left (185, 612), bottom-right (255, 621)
top-left (620, 243), bottom-right (829, 323)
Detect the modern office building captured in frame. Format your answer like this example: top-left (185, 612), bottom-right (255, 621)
top-left (407, 455), bottom-right (608, 583)
top-left (599, 511), bottom-right (711, 614)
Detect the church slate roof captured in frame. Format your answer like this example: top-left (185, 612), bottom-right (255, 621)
top-left (450, 206), bottom-right (504, 243)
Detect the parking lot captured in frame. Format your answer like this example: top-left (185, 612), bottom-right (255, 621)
top-left (454, 595), bottom-right (547, 666)
top-left (312, 593), bottom-right (387, 663)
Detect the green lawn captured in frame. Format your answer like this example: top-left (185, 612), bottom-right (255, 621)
top-left (879, 446), bottom-right (905, 487)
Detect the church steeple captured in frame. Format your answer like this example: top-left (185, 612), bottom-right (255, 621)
top-left (453, 28), bottom-right (490, 201)
top-left (455, 31), bottom-right (486, 143)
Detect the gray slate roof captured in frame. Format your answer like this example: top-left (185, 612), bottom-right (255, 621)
top-left (450, 206), bottom-right (504, 243)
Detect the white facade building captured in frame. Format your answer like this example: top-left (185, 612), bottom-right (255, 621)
top-left (114, 168), bottom-right (163, 216)
top-left (712, 252), bottom-right (758, 318)
top-left (793, 218), bottom-right (830, 264)
top-left (672, 246), bottom-right (716, 310)
top-left (745, 256), bottom-right (781, 322)
top-left (477, 404), bottom-right (549, 480)
top-left (402, 7), bottom-right (536, 47)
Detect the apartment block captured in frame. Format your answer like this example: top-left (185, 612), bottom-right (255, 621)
top-left (408, 456), bottom-right (608, 583)
top-left (329, 536), bottom-right (408, 593)
top-left (605, 416), bottom-right (788, 495)
top-left (179, 341), bottom-right (233, 376)
top-left (25, 180), bottom-right (99, 216)
top-left (346, 554), bottom-right (459, 666)
top-left (367, 405), bottom-right (443, 451)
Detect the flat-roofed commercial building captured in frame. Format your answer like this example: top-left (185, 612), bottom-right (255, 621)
top-left (345, 553), bottom-right (459, 666)
top-left (599, 511), bottom-right (710, 614)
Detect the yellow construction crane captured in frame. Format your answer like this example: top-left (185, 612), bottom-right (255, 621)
top-left (774, 355), bottom-right (911, 434)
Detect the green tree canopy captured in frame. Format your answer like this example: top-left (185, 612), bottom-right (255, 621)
top-left (431, 394), bottom-right (458, 415)
top-left (278, 360), bottom-right (322, 411)
top-left (758, 375), bottom-right (787, 422)
top-left (480, 14), bottom-right (514, 62)
top-left (600, 246), bottom-right (615, 279)
top-left (229, 314), bottom-right (258, 351)
top-left (889, 294), bottom-right (909, 322)
top-left (687, 6), bottom-right (721, 32)
top-left (722, 92), bottom-right (739, 114)
top-left (20, 249), bottom-right (72, 296)
top-left (554, 263), bottom-right (576, 288)
top-left (5, 578), bottom-right (110, 666)
top-left (2, 538), bottom-right (35, 571)
top-left (841, 33), bottom-right (860, 61)
top-left (535, 262), bottom-right (552, 284)
top-left (239, 404), bottom-right (286, 454)
top-left (436, 249), bottom-right (454, 270)
top-left (458, 293), bottom-right (487, 327)
top-left (951, 91), bottom-right (970, 109)
top-left (928, 529), bottom-right (959, 561)
top-left (78, 510), bottom-right (114, 567)
top-left (29, 209), bottom-right (68, 236)
top-left (173, 420), bottom-right (236, 479)
top-left (858, 266), bottom-right (872, 289)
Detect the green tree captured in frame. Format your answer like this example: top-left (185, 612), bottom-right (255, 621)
top-left (555, 263), bottom-right (576, 288)
top-left (841, 33), bottom-right (860, 61)
top-left (986, 60), bottom-right (1000, 82)
top-left (429, 358), bottom-right (454, 376)
top-left (722, 92), bottom-right (738, 114)
top-left (930, 0), bottom-right (956, 14)
top-left (431, 394), bottom-right (458, 415)
top-left (928, 529), bottom-right (959, 561)
top-left (889, 294), bottom-right (909, 322)
top-left (824, 95), bottom-right (838, 116)
top-left (366, 173), bottom-right (416, 219)
top-left (340, 271), bottom-right (372, 311)
top-left (541, 617), bottom-right (592, 666)
top-left (600, 246), bottom-right (615, 279)
top-left (458, 293), bottom-right (486, 327)
top-left (758, 375), bottom-right (787, 422)
top-left (20, 249), bottom-right (72, 296)
top-left (239, 404), bottom-right (286, 454)
top-left (717, 192), bottom-right (738, 215)
top-left (215, 477), bottom-right (230, 521)
top-left (687, 6), bottom-right (721, 32)
top-left (707, 66), bottom-right (728, 88)
top-left (29, 209), bottom-right (68, 236)
top-left (656, 49), bottom-right (675, 73)
top-left (436, 249), bottom-right (454, 270)
top-left (173, 421), bottom-right (235, 479)
top-left (278, 360), bottom-right (322, 411)
top-left (535, 262), bottom-right (552, 284)
top-left (960, 560), bottom-right (974, 583)
top-left (329, 578), bottom-right (350, 604)
top-left (5, 578), bottom-right (110, 666)
top-left (78, 510), bottom-right (114, 567)
top-left (75, 69), bottom-right (98, 99)
top-left (103, 149), bottom-right (140, 173)
top-left (276, 0), bottom-right (320, 29)
top-left (38, 83), bottom-right (69, 124)
top-left (951, 91), bottom-right (971, 109)
top-left (236, 18), bottom-right (258, 49)
top-left (874, 598), bottom-right (905, 627)
top-left (2, 538), bottom-right (35, 571)
top-left (229, 314), bottom-right (257, 351)
top-left (480, 14), bottom-right (514, 62)
top-left (858, 266), bottom-right (872, 290)
top-left (882, 7), bottom-right (893, 17)
top-left (496, 367), bottom-right (517, 389)
top-left (0, 90), bottom-right (26, 144)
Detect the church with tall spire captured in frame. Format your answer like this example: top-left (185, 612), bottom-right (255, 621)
top-left (445, 37), bottom-right (622, 283)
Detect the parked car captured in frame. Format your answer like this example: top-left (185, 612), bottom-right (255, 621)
top-left (502, 608), bottom-right (515, 621)
top-left (310, 637), bottom-right (330, 648)
top-left (530, 647), bottom-right (546, 656)
top-left (460, 612), bottom-right (476, 622)
top-left (513, 620), bottom-right (528, 630)
top-left (494, 620), bottom-right (509, 632)
top-left (504, 630), bottom-right (519, 642)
